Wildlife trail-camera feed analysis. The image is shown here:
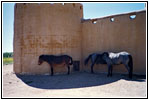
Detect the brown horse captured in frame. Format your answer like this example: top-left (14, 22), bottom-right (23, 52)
top-left (38, 54), bottom-right (73, 76)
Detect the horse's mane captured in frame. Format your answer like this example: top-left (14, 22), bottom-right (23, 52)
top-left (39, 55), bottom-right (45, 58)
top-left (102, 52), bottom-right (109, 56)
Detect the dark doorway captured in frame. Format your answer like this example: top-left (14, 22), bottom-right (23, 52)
top-left (73, 61), bottom-right (80, 71)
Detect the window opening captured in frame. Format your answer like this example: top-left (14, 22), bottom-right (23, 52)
top-left (92, 20), bottom-right (97, 24)
top-left (110, 18), bottom-right (115, 22)
top-left (130, 15), bottom-right (136, 19)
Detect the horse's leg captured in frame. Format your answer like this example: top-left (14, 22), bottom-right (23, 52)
top-left (127, 64), bottom-right (133, 79)
top-left (107, 65), bottom-right (112, 77)
top-left (67, 65), bottom-right (70, 75)
top-left (129, 65), bottom-right (133, 79)
top-left (91, 56), bottom-right (96, 74)
top-left (124, 64), bottom-right (131, 78)
top-left (110, 65), bottom-right (113, 77)
top-left (128, 55), bottom-right (133, 79)
top-left (91, 62), bottom-right (95, 74)
top-left (50, 64), bottom-right (54, 76)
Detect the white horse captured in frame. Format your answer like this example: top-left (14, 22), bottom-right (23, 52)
top-left (102, 52), bottom-right (133, 78)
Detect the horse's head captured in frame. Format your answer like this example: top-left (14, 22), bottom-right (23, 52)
top-left (38, 55), bottom-right (45, 65)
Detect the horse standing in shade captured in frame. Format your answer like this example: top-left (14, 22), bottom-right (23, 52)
top-left (38, 54), bottom-right (73, 76)
top-left (84, 51), bottom-right (133, 78)
top-left (84, 53), bottom-right (107, 74)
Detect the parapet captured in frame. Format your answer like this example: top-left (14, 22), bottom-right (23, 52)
top-left (15, 3), bottom-right (83, 18)
top-left (81, 10), bottom-right (146, 24)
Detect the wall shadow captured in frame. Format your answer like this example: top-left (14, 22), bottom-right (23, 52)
top-left (16, 72), bottom-right (146, 89)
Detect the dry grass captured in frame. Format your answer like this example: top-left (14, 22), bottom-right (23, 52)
top-left (3, 57), bottom-right (13, 65)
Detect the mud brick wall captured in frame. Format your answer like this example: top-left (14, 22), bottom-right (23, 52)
top-left (82, 11), bottom-right (146, 75)
top-left (14, 3), bottom-right (146, 75)
top-left (14, 3), bottom-right (83, 74)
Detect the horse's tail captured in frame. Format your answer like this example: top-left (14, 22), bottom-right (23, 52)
top-left (69, 56), bottom-right (73, 65)
top-left (128, 55), bottom-right (133, 78)
top-left (84, 54), bottom-right (92, 65)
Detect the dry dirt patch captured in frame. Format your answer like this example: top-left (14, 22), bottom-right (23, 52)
top-left (3, 64), bottom-right (146, 98)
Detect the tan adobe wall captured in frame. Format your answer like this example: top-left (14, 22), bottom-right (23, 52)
top-left (82, 11), bottom-right (146, 75)
top-left (14, 3), bottom-right (146, 75)
top-left (14, 3), bottom-right (83, 74)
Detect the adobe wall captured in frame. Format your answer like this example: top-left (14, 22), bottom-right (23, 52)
top-left (82, 11), bottom-right (146, 75)
top-left (14, 3), bottom-right (146, 75)
top-left (14, 3), bottom-right (83, 74)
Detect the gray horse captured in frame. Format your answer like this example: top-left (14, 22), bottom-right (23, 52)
top-left (84, 52), bottom-right (133, 78)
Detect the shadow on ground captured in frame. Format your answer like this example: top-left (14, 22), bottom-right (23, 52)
top-left (16, 72), bottom-right (146, 89)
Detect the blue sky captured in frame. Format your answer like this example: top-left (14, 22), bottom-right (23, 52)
top-left (2, 2), bottom-right (145, 52)
top-left (83, 3), bottom-right (145, 19)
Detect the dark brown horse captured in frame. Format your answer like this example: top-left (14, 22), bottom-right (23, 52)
top-left (38, 55), bottom-right (73, 76)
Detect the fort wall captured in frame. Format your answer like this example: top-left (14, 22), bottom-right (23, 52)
top-left (14, 3), bottom-right (146, 75)
top-left (82, 11), bottom-right (146, 74)
top-left (14, 3), bottom-right (83, 74)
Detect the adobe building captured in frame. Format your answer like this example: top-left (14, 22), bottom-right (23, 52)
top-left (14, 3), bottom-right (146, 75)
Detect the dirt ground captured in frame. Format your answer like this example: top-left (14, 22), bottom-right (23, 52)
top-left (3, 64), bottom-right (146, 98)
